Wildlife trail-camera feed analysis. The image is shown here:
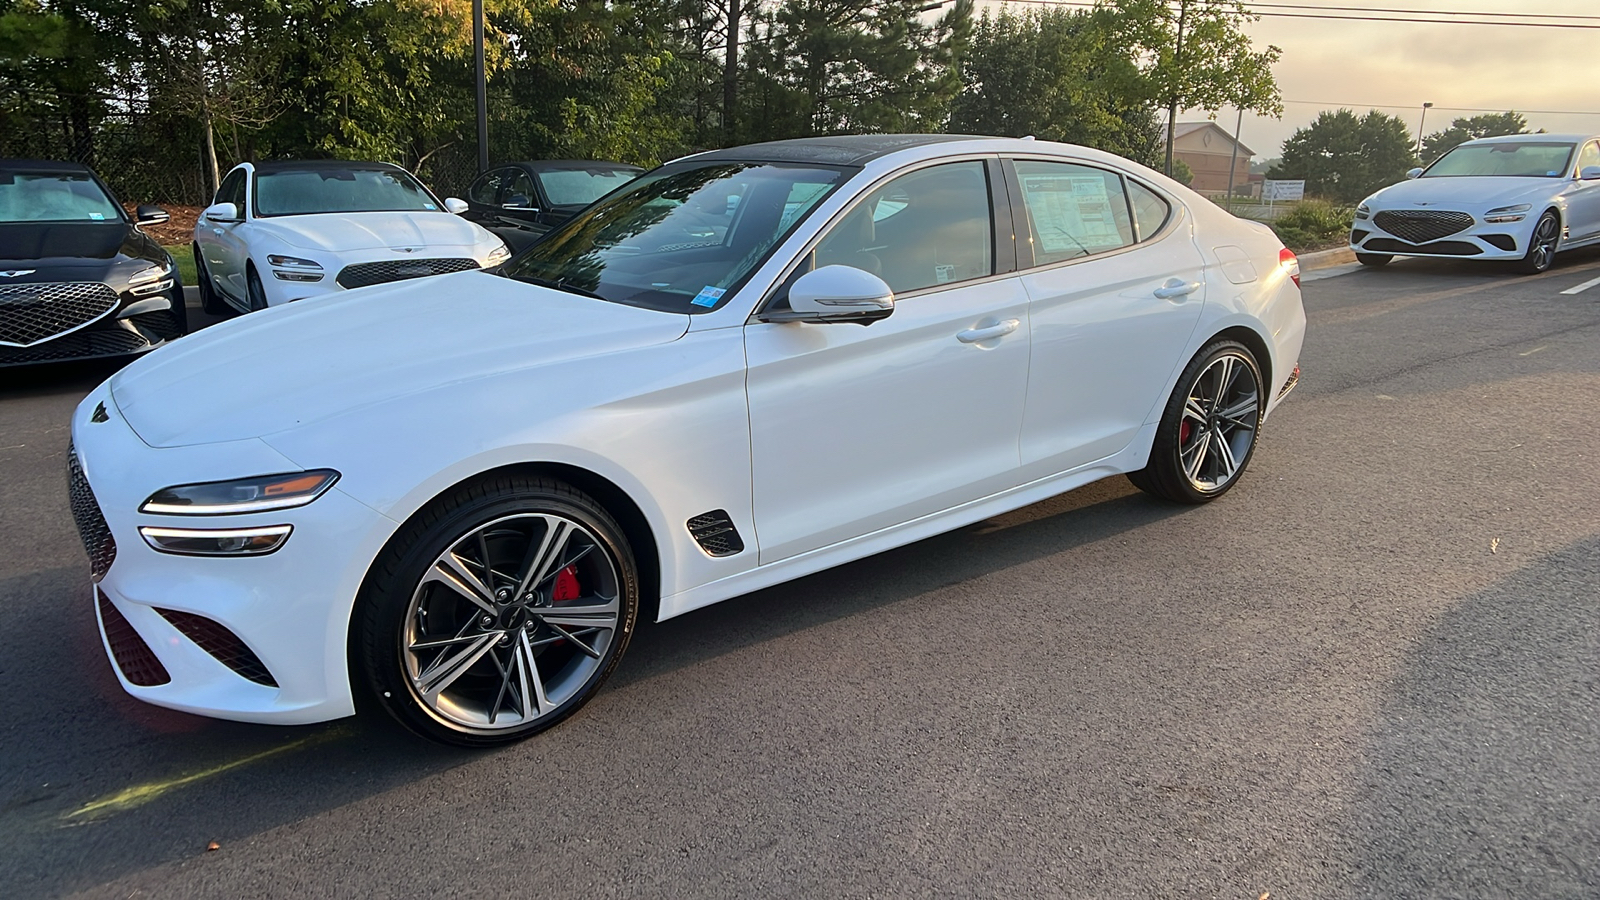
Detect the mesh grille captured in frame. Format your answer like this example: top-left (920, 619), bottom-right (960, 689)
top-left (1482, 233), bottom-right (1517, 252)
top-left (155, 608), bottom-right (278, 687)
top-left (1372, 210), bottom-right (1474, 244)
top-left (1350, 229), bottom-right (1371, 245)
top-left (0, 323), bottom-right (148, 366)
top-left (687, 510), bottom-right (745, 557)
top-left (0, 282), bottom-right (120, 346)
top-left (67, 445), bottom-right (117, 581)
top-left (1363, 238), bottom-right (1483, 256)
top-left (334, 258), bottom-right (479, 289)
top-left (98, 590), bottom-right (170, 686)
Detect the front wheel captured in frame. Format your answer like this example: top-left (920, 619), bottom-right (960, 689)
top-left (245, 266), bottom-right (269, 312)
top-left (1356, 252), bottom-right (1392, 267)
top-left (1516, 211), bottom-right (1560, 275)
top-left (1128, 340), bottom-right (1263, 504)
top-left (194, 245), bottom-right (227, 315)
top-left (356, 475), bottom-right (639, 747)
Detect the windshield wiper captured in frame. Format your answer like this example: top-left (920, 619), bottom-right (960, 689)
top-left (507, 272), bottom-right (607, 302)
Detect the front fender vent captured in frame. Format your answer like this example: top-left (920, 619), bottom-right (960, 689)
top-left (687, 510), bottom-right (745, 557)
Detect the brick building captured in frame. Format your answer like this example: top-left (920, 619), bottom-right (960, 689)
top-left (1162, 121), bottom-right (1254, 195)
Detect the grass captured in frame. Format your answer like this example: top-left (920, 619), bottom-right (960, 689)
top-left (162, 244), bottom-right (198, 288)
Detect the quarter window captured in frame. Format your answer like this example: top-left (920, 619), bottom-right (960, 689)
top-left (1128, 181), bottom-right (1172, 242)
top-left (1012, 160), bottom-right (1134, 264)
top-left (812, 161), bottom-right (993, 294)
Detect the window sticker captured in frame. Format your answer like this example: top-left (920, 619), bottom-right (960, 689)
top-left (934, 264), bottom-right (955, 284)
top-left (690, 285), bottom-right (726, 308)
top-left (1019, 173), bottom-right (1123, 255)
top-left (89, 212), bottom-right (104, 220)
top-left (423, 203), bottom-right (437, 210)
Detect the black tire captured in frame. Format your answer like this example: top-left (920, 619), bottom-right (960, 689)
top-left (1128, 339), bottom-right (1263, 504)
top-left (194, 244), bottom-right (227, 315)
top-left (1516, 210), bottom-right (1560, 275)
top-left (356, 474), bottom-right (639, 747)
top-left (245, 265), bottom-right (268, 312)
top-left (1356, 252), bottom-right (1392, 267)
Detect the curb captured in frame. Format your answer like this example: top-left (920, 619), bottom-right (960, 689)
top-left (1297, 246), bottom-right (1354, 270)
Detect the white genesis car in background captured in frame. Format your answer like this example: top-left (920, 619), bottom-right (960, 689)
top-left (72, 135), bottom-right (1305, 746)
top-left (192, 160), bottom-right (510, 313)
top-left (1351, 133), bottom-right (1600, 274)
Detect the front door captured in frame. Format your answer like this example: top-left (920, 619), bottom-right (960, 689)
top-left (1566, 140), bottom-right (1600, 243)
top-left (745, 159), bottom-right (1032, 564)
top-left (199, 168), bottom-right (249, 304)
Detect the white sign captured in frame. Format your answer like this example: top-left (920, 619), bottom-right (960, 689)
top-left (1264, 179), bottom-right (1306, 202)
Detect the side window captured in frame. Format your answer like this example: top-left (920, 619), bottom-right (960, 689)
top-left (1013, 160), bottom-right (1134, 265)
top-left (1577, 141), bottom-right (1600, 175)
top-left (1128, 181), bottom-right (1172, 242)
top-left (506, 170), bottom-right (537, 207)
top-left (215, 169), bottom-right (245, 210)
top-left (812, 161), bottom-right (992, 294)
top-left (469, 168), bottom-right (510, 205)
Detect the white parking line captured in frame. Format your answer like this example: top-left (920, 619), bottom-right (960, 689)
top-left (1560, 274), bottom-right (1600, 295)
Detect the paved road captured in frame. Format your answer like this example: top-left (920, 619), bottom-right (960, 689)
top-left (3, 255), bottom-right (1598, 898)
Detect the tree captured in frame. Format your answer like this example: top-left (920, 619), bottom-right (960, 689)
top-left (1421, 111), bottom-right (1531, 163)
top-left (1171, 158), bottom-right (1193, 185)
top-left (950, 6), bottom-right (1159, 165)
top-left (1268, 108), bottom-right (1416, 204)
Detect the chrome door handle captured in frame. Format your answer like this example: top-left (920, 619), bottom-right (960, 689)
top-left (957, 318), bottom-right (1020, 343)
top-left (1153, 278), bottom-right (1201, 300)
top-left (212, 228), bottom-right (224, 235)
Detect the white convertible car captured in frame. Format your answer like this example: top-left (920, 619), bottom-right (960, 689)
top-left (1351, 133), bottom-right (1600, 274)
top-left (192, 160), bottom-right (511, 313)
top-left (72, 135), bottom-right (1305, 745)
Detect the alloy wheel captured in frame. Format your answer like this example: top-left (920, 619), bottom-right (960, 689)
top-left (1177, 352), bottom-right (1260, 493)
top-left (1528, 213), bottom-right (1559, 272)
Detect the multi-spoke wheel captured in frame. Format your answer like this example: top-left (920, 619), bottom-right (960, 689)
top-left (1128, 340), bottom-right (1263, 504)
top-left (1516, 210), bottom-right (1560, 275)
top-left (358, 476), bottom-right (638, 746)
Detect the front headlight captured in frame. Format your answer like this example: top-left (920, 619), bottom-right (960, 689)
top-left (1483, 203), bottom-right (1531, 224)
top-left (140, 524), bottom-right (293, 556)
top-left (140, 470), bottom-right (340, 515)
top-left (1354, 202), bottom-right (1371, 220)
top-left (486, 243), bottom-right (512, 265)
top-left (127, 262), bottom-right (175, 295)
top-left (267, 254), bottom-right (325, 282)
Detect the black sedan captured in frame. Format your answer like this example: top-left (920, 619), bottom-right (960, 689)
top-left (462, 160), bottom-right (642, 251)
top-left (0, 159), bottom-right (186, 367)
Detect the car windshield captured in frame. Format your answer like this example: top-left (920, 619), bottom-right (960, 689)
top-left (501, 161), bottom-right (846, 313)
top-left (254, 167), bottom-right (441, 216)
top-left (1423, 141), bottom-right (1577, 178)
top-left (537, 168), bottom-right (641, 207)
top-left (0, 172), bottom-right (121, 223)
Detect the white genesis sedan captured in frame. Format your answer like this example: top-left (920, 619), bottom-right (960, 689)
top-left (1351, 133), bottom-right (1600, 274)
top-left (192, 160), bottom-right (511, 313)
top-left (72, 135), bottom-right (1305, 746)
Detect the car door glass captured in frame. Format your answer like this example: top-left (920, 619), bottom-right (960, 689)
top-left (506, 171), bottom-right (537, 208)
top-left (216, 169), bottom-right (245, 213)
top-left (469, 169), bottom-right (508, 205)
top-left (1013, 160), bottom-right (1134, 264)
top-left (812, 161), bottom-right (992, 294)
top-left (1128, 181), bottom-right (1171, 242)
top-left (1577, 141), bottom-right (1600, 176)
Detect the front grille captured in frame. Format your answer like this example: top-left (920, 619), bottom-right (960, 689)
top-left (687, 510), bottom-right (745, 557)
top-left (98, 590), bottom-right (170, 686)
top-left (0, 281), bottom-right (120, 346)
top-left (1372, 210), bottom-right (1474, 244)
top-left (67, 445), bottom-right (117, 581)
top-left (1363, 238), bottom-right (1483, 256)
top-left (0, 325), bottom-right (148, 367)
top-left (335, 258), bottom-right (479, 289)
top-left (1482, 234), bottom-right (1517, 252)
top-left (155, 608), bottom-right (278, 687)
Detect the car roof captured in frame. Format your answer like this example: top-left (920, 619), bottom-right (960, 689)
top-left (685, 134), bottom-right (994, 166)
top-left (1466, 133), bottom-right (1596, 145)
top-left (0, 158), bottom-right (96, 175)
top-left (249, 159), bottom-right (409, 174)
top-left (506, 160), bottom-right (643, 172)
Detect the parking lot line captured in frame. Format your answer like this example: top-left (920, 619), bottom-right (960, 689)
top-left (1560, 274), bottom-right (1600, 295)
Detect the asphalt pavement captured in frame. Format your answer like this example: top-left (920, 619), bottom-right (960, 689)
top-left (2, 252), bottom-right (1598, 898)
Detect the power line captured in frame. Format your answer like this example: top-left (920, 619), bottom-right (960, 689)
top-left (988, 0), bottom-right (1600, 28)
top-left (1278, 99), bottom-right (1600, 117)
top-left (1244, 3), bottom-right (1600, 21)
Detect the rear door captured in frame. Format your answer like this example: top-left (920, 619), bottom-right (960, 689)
top-left (1006, 158), bottom-right (1208, 479)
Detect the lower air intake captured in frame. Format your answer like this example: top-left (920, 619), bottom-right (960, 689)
top-left (98, 590), bottom-right (171, 687)
top-left (687, 510), bottom-right (745, 557)
top-left (155, 608), bottom-right (279, 687)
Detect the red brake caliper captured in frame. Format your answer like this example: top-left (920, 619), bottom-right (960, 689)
top-left (1179, 419), bottom-right (1193, 446)
top-left (551, 564), bottom-right (581, 602)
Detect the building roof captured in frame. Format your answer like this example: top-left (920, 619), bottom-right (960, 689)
top-left (1162, 121), bottom-right (1254, 157)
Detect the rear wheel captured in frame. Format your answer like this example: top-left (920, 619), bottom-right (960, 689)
top-left (194, 245), bottom-right (227, 315)
top-left (1516, 210), bottom-right (1560, 275)
top-left (357, 475), bottom-right (639, 747)
top-left (1356, 252), bottom-right (1392, 267)
top-left (1128, 340), bottom-right (1263, 504)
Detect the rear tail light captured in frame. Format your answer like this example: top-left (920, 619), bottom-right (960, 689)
top-left (1279, 248), bottom-right (1300, 287)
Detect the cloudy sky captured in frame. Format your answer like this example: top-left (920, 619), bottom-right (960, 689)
top-left (1178, 0), bottom-right (1600, 161)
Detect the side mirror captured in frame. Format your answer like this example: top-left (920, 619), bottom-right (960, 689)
top-left (203, 201), bottom-right (239, 222)
top-left (761, 265), bottom-right (895, 326)
top-left (444, 197), bottom-right (469, 215)
top-left (135, 204), bottom-right (169, 226)
top-left (1405, 167), bottom-right (1424, 179)
top-left (1580, 166), bottom-right (1600, 180)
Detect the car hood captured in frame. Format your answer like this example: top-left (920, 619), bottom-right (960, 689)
top-left (110, 271), bottom-right (690, 448)
top-left (252, 211), bottom-right (492, 252)
top-left (1370, 177), bottom-right (1558, 210)
top-left (0, 222), bottom-right (165, 282)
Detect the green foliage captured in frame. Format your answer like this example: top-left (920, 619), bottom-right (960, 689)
top-left (1270, 199), bottom-right (1353, 252)
top-left (1115, 0), bottom-right (1282, 117)
top-left (1171, 158), bottom-right (1194, 185)
top-left (1421, 111), bottom-right (1531, 163)
top-left (1269, 109), bottom-right (1416, 204)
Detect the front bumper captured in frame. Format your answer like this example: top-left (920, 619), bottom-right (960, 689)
top-left (69, 383), bottom-right (398, 724)
top-left (0, 282), bottom-right (185, 367)
top-left (1349, 210), bottom-right (1529, 260)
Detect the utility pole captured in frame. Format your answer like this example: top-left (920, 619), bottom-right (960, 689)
top-left (1225, 107), bottom-right (1243, 211)
top-left (474, 0), bottom-right (489, 173)
top-left (1414, 101), bottom-right (1433, 159)
top-left (723, 0), bottom-right (741, 145)
top-left (1163, 0), bottom-right (1188, 177)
